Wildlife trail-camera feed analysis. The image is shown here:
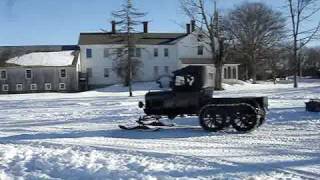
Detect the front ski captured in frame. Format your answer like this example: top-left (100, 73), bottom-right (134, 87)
top-left (118, 124), bottom-right (161, 131)
top-left (119, 115), bottom-right (174, 132)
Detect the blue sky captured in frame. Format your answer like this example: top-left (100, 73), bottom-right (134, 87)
top-left (0, 0), bottom-right (319, 46)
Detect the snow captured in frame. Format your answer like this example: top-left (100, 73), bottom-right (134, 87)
top-left (6, 51), bottom-right (75, 67)
top-left (0, 80), bottom-right (320, 179)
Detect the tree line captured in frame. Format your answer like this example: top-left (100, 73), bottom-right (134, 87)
top-left (181, 0), bottom-right (320, 89)
top-left (112, 0), bottom-right (320, 96)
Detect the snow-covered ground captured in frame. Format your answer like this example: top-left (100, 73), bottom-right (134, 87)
top-left (0, 80), bottom-right (319, 180)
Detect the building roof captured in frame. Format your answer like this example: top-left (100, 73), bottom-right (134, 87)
top-left (79, 33), bottom-right (187, 45)
top-left (181, 58), bottom-right (214, 65)
top-left (181, 58), bottom-right (240, 66)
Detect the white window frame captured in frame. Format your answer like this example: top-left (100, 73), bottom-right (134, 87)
top-left (16, 84), bottom-right (23, 91)
top-left (0, 70), bottom-right (7, 80)
top-left (154, 48), bottom-right (158, 57)
top-left (60, 69), bottom-right (67, 78)
top-left (25, 69), bottom-right (32, 79)
top-left (30, 84), bottom-right (37, 90)
top-left (86, 48), bottom-right (92, 58)
top-left (45, 83), bottom-right (52, 91)
top-left (164, 48), bottom-right (169, 57)
top-left (59, 83), bottom-right (66, 90)
top-left (2, 84), bottom-right (8, 91)
top-left (197, 46), bottom-right (204, 55)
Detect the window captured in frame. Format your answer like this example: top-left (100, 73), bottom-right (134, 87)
top-left (153, 66), bottom-right (159, 78)
top-left (197, 46), bottom-right (204, 55)
top-left (104, 48), bottom-right (109, 57)
top-left (87, 68), bottom-right (92, 78)
top-left (135, 48), bottom-right (141, 57)
top-left (228, 67), bottom-right (232, 79)
top-left (175, 75), bottom-right (195, 87)
top-left (233, 67), bottom-right (237, 79)
top-left (86, 48), bottom-right (92, 58)
top-left (0, 70), bottom-right (7, 80)
top-left (164, 66), bottom-right (169, 74)
top-left (154, 48), bottom-right (158, 57)
top-left (164, 48), bottom-right (169, 57)
top-left (30, 84), bottom-right (37, 90)
top-left (224, 68), bottom-right (227, 79)
top-left (2, 84), bottom-right (8, 91)
top-left (60, 69), bottom-right (66, 78)
top-left (104, 68), bottom-right (109, 78)
top-left (45, 83), bottom-right (52, 90)
top-left (59, 83), bottom-right (66, 90)
top-left (25, 69), bottom-right (32, 79)
top-left (16, 84), bottom-right (23, 91)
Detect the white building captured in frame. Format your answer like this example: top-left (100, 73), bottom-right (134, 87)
top-left (78, 22), bottom-right (239, 88)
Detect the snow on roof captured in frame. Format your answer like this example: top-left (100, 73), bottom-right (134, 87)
top-left (6, 51), bottom-right (75, 67)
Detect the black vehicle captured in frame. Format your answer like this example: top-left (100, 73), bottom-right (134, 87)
top-left (120, 66), bottom-right (268, 132)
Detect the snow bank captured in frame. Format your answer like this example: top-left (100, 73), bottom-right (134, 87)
top-left (222, 79), bottom-right (320, 92)
top-left (6, 51), bottom-right (75, 67)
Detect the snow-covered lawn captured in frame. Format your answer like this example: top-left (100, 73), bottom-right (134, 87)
top-left (0, 80), bottom-right (320, 180)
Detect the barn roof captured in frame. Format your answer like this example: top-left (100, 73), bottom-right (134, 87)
top-left (6, 51), bottom-right (78, 67)
top-left (0, 45), bottom-right (79, 67)
top-left (79, 33), bottom-right (187, 45)
top-left (0, 50), bottom-right (79, 67)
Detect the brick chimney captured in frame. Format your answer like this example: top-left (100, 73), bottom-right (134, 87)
top-left (111, 21), bottom-right (116, 33)
top-left (143, 21), bottom-right (148, 33)
top-left (191, 20), bottom-right (196, 32)
top-left (186, 24), bottom-right (191, 34)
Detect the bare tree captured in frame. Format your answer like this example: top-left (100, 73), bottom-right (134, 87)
top-left (226, 2), bottom-right (286, 84)
top-left (111, 0), bottom-right (146, 97)
top-left (286, 0), bottom-right (320, 88)
top-left (180, 0), bottom-right (226, 90)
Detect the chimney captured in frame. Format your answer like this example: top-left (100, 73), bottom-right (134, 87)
top-left (111, 21), bottom-right (116, 33)
top-left (143, 21), bottom-right (148, 33)
top-left (186, 24), bottom-right (191, 34)
top-left (191, 20), bottom-right (196, 32)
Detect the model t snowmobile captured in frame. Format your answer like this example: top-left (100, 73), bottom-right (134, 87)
top-left (119, 65), bottom-right (268, 132)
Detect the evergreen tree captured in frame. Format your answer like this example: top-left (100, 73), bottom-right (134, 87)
top-left (112, 0), bottom-right (146, 97)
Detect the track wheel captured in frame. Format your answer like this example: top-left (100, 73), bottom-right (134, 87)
top-left (199, 105), bottom-right (226, 132)
top-left (223, 115), bottom-right (232, 128)
top-left (232, 111), bottom-right (259, 133)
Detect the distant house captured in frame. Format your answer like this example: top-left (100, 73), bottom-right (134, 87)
top-left (0, 47), bottom-right (80, 94)
top-left (78, 21), bottom-right (240, 89)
